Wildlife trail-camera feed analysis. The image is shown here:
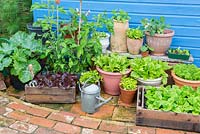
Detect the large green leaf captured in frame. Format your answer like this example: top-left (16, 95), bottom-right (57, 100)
top-left (27, 60), bottom-right (41, 74)
top-left (19, 70), bottom-right (33, 83)
top-left (2, 57), bottom-right (12, 68)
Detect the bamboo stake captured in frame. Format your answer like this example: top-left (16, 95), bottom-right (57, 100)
top-left (78, 0), bottom-right (82, 45)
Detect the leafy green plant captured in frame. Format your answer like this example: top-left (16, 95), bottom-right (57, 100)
top-left (0, 0), bottom-right (32, 36)
top-left (173, 64), bottom-right (200, 81)
top-left (140, 45), bottom-right (154, 52)
top-left (126, 28), bottom-right (143, 39)
top-left (80, 70), bottom-right (101, 84)
top-left (141, 16), bottom-right (170, 36)
top-left (112, 9), bottom-right (130, 23)
top-left (130, 57), bottom-right (171, 85)
top-left (120, 77), bottom-right (137, 90)
top-left (145, 85), bottom-right (200, 115)
top-left (93, 32), bottom-right (108, 38)
top-left (94, 53), bottom-right (130, 73)
top-left (0, 31), bottom-right (44, 83)
top-left (168, 48), bottom-right (190, 56)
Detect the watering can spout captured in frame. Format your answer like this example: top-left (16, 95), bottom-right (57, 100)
top-left (95, 96), bottom-right (113, 109)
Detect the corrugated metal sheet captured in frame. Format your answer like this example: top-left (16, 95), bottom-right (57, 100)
top-left (33, 0), bottom-right (200, 66)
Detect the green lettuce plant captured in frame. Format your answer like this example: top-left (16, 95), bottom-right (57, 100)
top-left (94, 53), bottom-right (130, 73)
top-left (80, 70), bottom-right (101, 84)
top-left (130, 57), bottom-right (171, 85)
top-left (126, 28), bottom-right (143, 39)
top-left (145, 85), bottom-right (200, 115)
top-left (120, 77), bottom-right (137, 90)
top-left (173, 64), bottom-right (200, 81)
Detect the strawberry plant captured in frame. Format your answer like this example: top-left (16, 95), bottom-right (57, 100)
top-left (112, 9), bottom-right (130, 23)
top-left (145, 86), bottom-right (200, 115)
top-left (173, 64), bottom-right (200, 81)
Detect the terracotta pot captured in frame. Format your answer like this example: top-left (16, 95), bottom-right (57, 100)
top-left (141, 51), bottom-right (149, 57)
top-left (96, 67), bottom-right (131, 95)
top-left (111, 20), bottom-right (129, 53)
top-left (171, 71), bottom-right (200, 89)
top-left (145, 29), bottom-right (175, 56)
top-left (127, 38), bottom-right (143, 55)
top-left (120, 86), bottom-right (137, 104)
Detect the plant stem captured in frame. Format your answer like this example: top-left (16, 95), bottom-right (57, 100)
top-left (78, 0), bottom-right (82, 45)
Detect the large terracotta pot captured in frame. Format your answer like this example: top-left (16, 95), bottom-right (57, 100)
top-left (171, 71), bottom-right (200, 89)
top-left (127, 38), bottom-right (143, 55)
top-left (120, 86), bottom-right (137, 104)
top-left (145, 29), bottom-right (175, 56)
top-left (111, 20), bottom-right (129, 53)
top-left (96, 67), bottom-right (131, 95)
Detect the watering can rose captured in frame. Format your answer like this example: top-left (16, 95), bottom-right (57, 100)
top-left (55, 0), bottom-right (60, 4)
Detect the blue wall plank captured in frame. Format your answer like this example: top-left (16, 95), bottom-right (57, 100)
top-left (32, 0), bottom-right (200, 67)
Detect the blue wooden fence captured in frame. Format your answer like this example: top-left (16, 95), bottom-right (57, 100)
top-left (32, 0), bottom-right (200, 66)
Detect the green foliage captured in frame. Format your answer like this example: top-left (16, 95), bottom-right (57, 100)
top-left (173, 64), bottom-right (200, 81)
top-left (126, 28), bottom-right (143, 39)
top-left (43, 8), bottom-right (102, 74)
top-left (145, 86), bottom-right (200, 115)
top-left (0, 31), bottom-right (44, 83)
top-left (93, 32), bottom-right (107, 38)
top-left (112, 9), bottom-right (130, 23)
top-left (130, 57), bottom-right (171, 85)
top-left (141, 16), bottom-right (170, 36)
top-left (140, 44), bottom-right (154, 52)
top-left (0, 0), bottom-right (32, 36)
top-left (168, 48), bottom-right (190, 56)
top-left (80, 70), bottom-right (101, 84)
top-left (120, 77), bottom-right (137, 90)
top-left (94, 53), bottom-right (130, 73)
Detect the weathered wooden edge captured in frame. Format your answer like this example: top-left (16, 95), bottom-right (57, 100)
top-left (136, 87), bottom-right (200, 132)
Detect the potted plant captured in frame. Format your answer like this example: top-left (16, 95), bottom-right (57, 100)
top-left (119, 77), bottom-right (137, 104)
top-left (0, 31), bottom-right (44, 90)
top-left (93, 32), bottom-right (110, 53)
top-left (168, 47), bottom-right (190, 60)
top-left (171, 64), bottom-right (200, 89)
top-left (130, 57), bottom-right (171, 86)
top-left (94, 53), bottom-right (131, 95)
top-left (126, 28), bottom-right (144, 55)
top-left (111, 9), bottom-right (130, 52)
top-left (141, 16), bottom-right (175, 55)
top-left (79, 70), bottom-right (101, 85)
top-left (140, 44), bottom-right (154, 57)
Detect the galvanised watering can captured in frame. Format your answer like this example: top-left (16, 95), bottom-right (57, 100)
top-left (79, 81), bottom-right (112, 114)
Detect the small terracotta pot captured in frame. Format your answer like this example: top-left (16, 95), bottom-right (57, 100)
top-left (171, 71), bottom-right (200, 89)
top-left (145, 29), bottom-right (175, 56)
top-left (127, 38), bottom-right (143, 55)
top-left (120, 86), bottom-right (137, 104)
top-left (96, 67), bottom-right (131, 95)
top-left (141, 51), bottom-right (149, 57)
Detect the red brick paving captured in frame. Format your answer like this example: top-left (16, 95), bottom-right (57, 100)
top-left (0, 95), bottom-right (198, 134)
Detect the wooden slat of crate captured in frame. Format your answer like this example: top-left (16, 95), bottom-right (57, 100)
top-left (136, 87), bottom-right (200, 132)
top-left (25, 87), bottom-right (76, 104)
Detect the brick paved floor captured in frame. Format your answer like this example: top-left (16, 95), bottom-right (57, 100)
top-left (0, 91), bottom-right (198, 134)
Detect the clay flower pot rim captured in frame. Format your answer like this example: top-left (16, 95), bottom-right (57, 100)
top-left (119, 85), bottom-right (137, 91)
top-left (137, 77), bottom-right (162, 81)
top-left (171, 71), bottom-right (200, 83)
top-left (113, 19), bottom-right (129, 23)
top-left (96, 66), bottom-right (131, 76)
top-left (145, 29), bottom-right (175, 37)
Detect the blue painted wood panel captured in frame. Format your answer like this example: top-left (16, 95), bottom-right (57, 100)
top-left (32, 0), bottom-right (200, 67)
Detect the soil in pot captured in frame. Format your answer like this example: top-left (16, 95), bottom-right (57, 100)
top-left (120, 86), bottom-right (137, 104)
top-left (96, 67), bottom-right (131, 95)
top-left (145, 29), bottom-right (175, 56)
top-left (127, 38), bottom-right (143, 55)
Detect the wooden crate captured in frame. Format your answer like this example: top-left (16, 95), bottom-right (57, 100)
top-left (136, 87), bottom-right (200, 132)
top-left (25, 86), bottom-right (76, 104)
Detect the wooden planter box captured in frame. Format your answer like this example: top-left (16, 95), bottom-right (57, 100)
top-left (136, 87), bottom-right (200, 132)
top-left (25, 86), bottom-right (76, 104)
